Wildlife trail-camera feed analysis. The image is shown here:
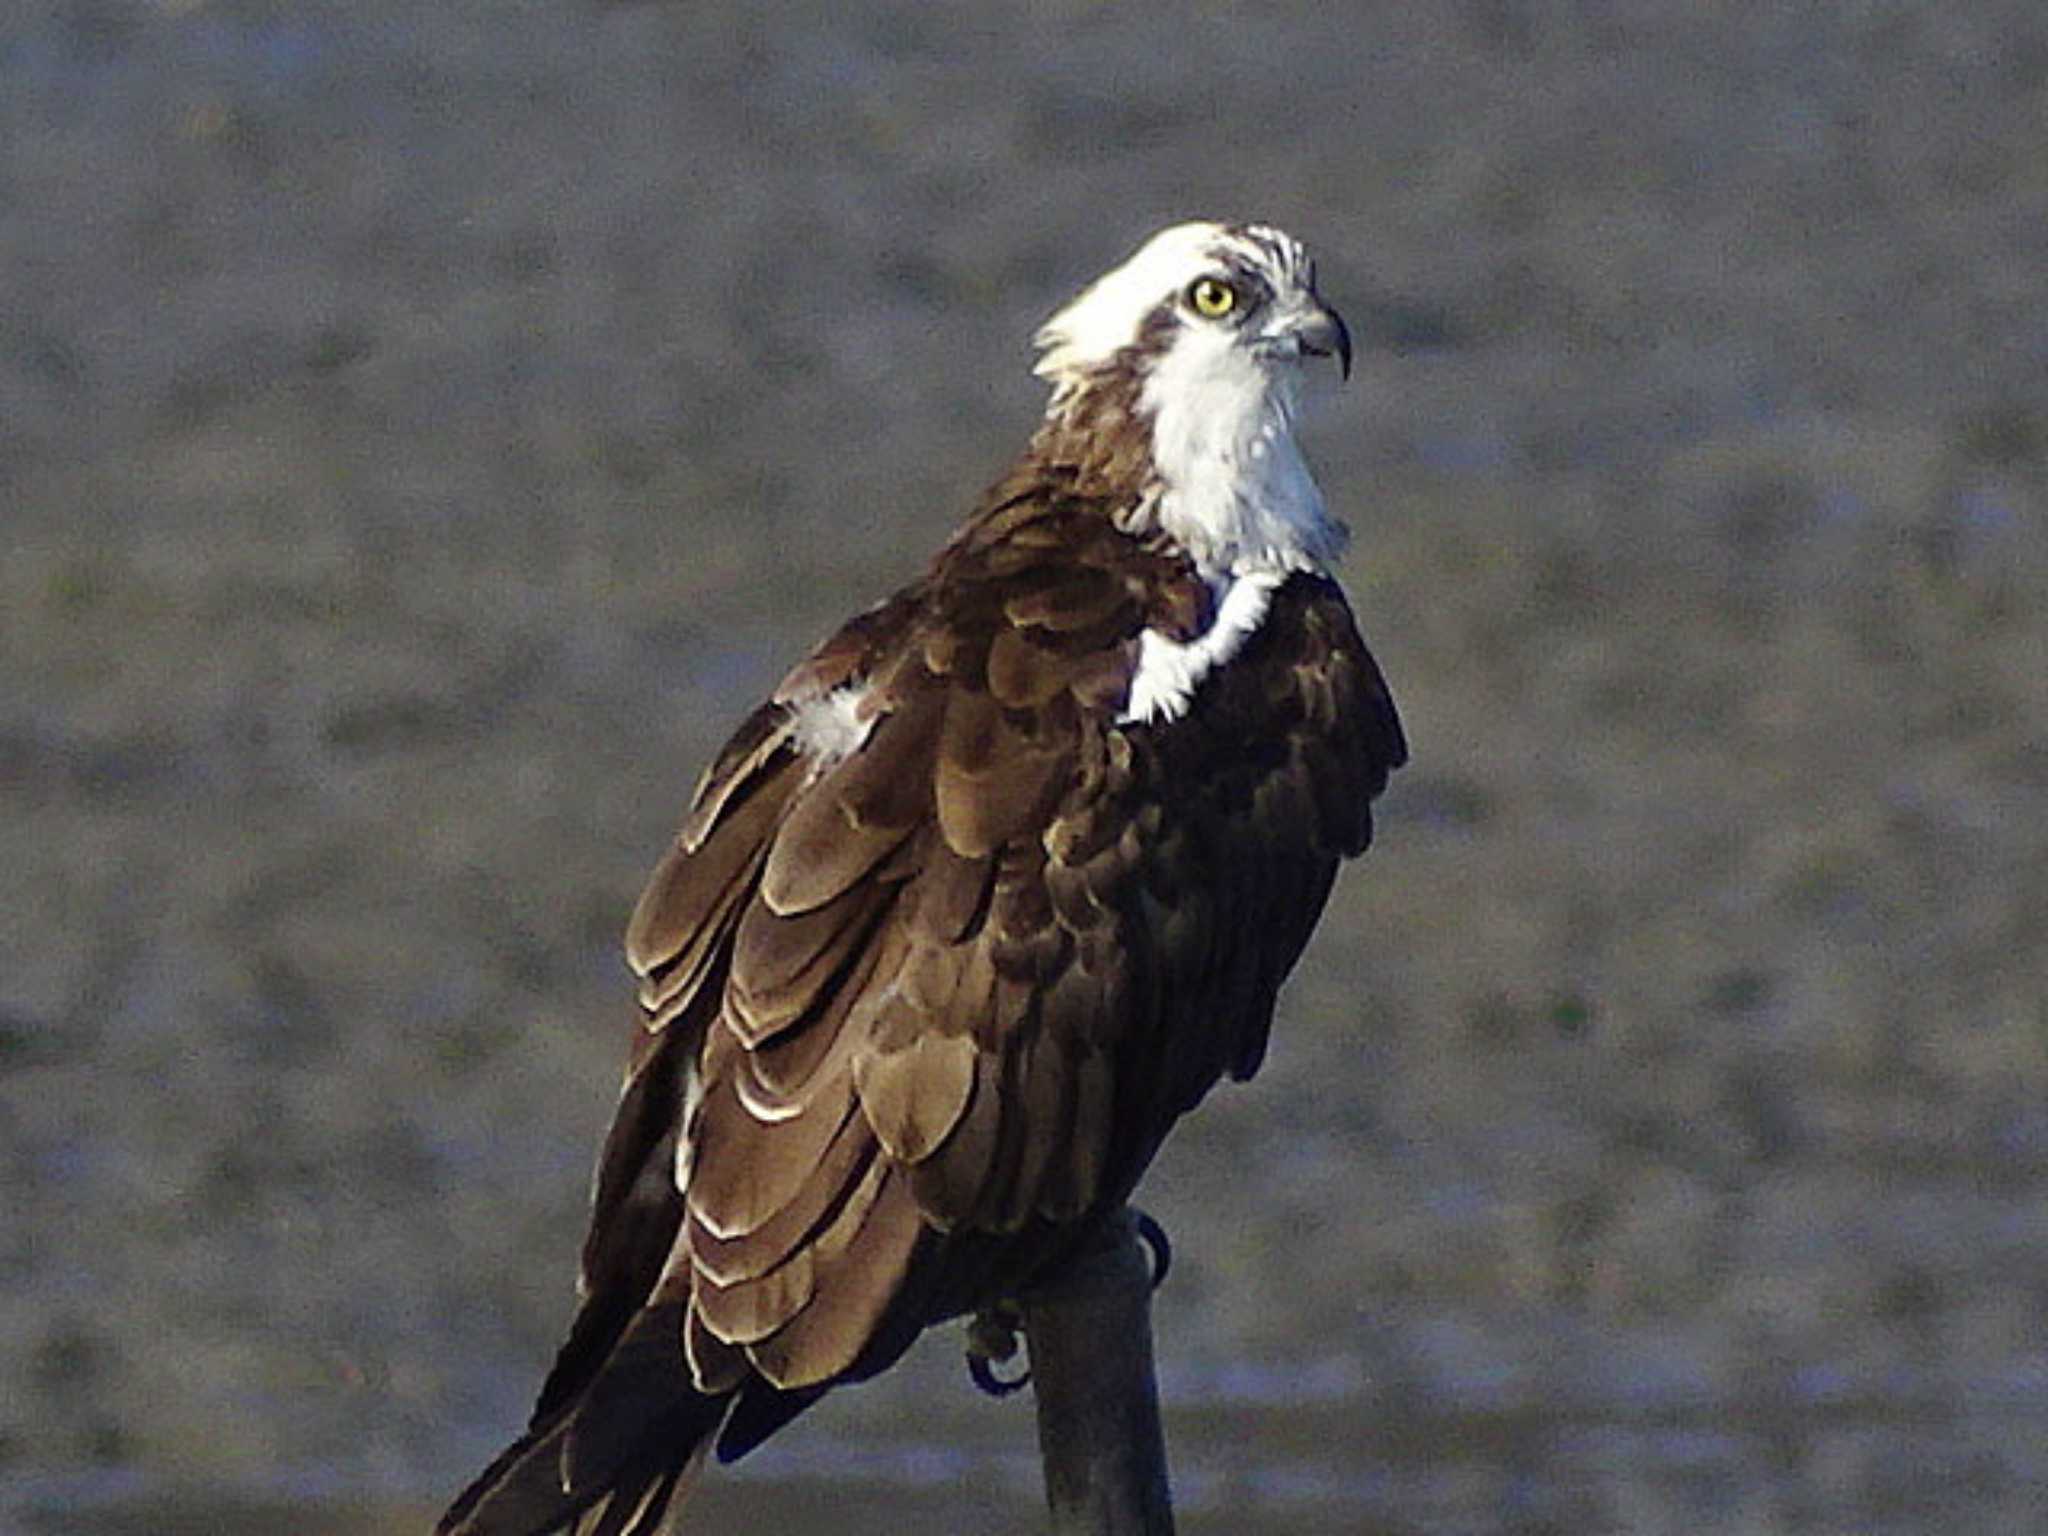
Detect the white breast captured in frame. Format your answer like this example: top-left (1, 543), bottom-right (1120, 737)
top-left (1120, 569), bottom-right (1285, 725)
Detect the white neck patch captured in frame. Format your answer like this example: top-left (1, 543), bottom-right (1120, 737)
top-left (1138, 329), bottom-right (1344, 579)
top-left (1031, 222), bottom-right (1352, 726)
top-left (1119, 568), bottom-right (1285, 725)
top-left (1033, 221), bottom-right (1345, 576)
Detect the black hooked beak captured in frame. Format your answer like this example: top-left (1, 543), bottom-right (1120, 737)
top-left (1297, 300), bottom-right (1353, 380)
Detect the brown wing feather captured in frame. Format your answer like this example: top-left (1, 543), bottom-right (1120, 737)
top-left (684, 1054), bottom-right (857, 1241)
top-left (726, 880), bottom-right (889, 1045)
top-left (743, 1162), bottom-right (917, 1388)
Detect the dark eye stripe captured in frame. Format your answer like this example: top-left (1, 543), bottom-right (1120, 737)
top-left (1136, 300), bottom-right (1180, 351)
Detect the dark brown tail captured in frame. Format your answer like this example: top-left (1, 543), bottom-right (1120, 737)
top-left (436, 1302), bottom-right (731, 1536)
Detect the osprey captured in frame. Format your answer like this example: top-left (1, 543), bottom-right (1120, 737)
top-left (438, 221), bottom-right (1407, 1535)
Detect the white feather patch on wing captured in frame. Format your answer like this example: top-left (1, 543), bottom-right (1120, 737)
top-left (673, 1057), bottom-right (705, 1195)
top-left (785, 684), bottom-right (875, 767)
top-left (1120, 568), bottom-right (1285, 725)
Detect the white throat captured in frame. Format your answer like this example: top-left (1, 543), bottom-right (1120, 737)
top-left (1114, 335), bottom-right (1344, 724)
top-left (1137, 332), bottom-right (1345, 581)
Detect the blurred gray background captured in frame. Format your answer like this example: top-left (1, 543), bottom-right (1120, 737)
top-left (6, 2), bottom-right (2047, 1532)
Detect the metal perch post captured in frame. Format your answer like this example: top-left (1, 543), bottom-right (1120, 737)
top-left (1021, 1208), bottom-right (1177, 1536)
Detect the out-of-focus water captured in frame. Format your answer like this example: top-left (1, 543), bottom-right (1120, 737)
top-left (7, 1), bottom-right (2048, 1533)
top-left (21, 1333), bottom-right (2048, 1533)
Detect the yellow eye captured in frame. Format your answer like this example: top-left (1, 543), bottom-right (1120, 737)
top-left (1187, 276), bottom-right (1238, 319)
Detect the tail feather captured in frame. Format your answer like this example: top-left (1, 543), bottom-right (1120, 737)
top-left (437, 1395), bottom-right (725, 1536)
top-left (559, 1301), bottom-right (721, 1491)
top-left (437, 1302), bottom-right (731, 1536)
top-left (585, 1456), bottom-right (691, 1536)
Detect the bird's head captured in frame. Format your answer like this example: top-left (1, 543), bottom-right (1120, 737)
top-left (1032, 221), bottom-right (1351, 403)
top-left (1031, 221), bottom-right (1351, 575)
